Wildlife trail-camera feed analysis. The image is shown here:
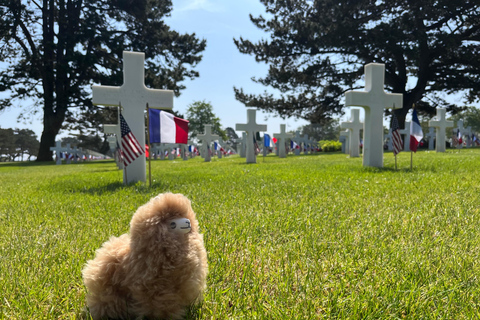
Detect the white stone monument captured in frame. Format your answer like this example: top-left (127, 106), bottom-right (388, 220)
top-left (345, 63), bottom-right (402, 167)
top-left (273, 124), bottom-right (293, 158)
top-left (456, 120), bottom-right (472, 148)
top-left (425, 127), bottom-right (435, 150)
top-left (235, 133), bottom-right (247, 158)
top-left (197, 124), bottom-right (219, 162)
top-left (92, 51), bottom-right (174, 184)
top-left (236, 109), bottom-right (267, 163)
top-left (339, 131), bottom-right (349, 154)
top-left (50, 141), bottom-right (71, 165)
top-left (385, 129), bottom-right (393, 151)
top-left (428, 108), bottom-right (454, 152)
top-left (340, 108), bottom-right (363, 157)
top-left (292, 131), bottom-right (303, 155)
top-left (398, 121), bottom-right (411, 152)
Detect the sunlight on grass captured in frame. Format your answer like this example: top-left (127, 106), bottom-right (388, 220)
top-left (1, 150), bottom-right (480, 319)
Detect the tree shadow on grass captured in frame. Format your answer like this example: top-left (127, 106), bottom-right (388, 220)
top-left (76, 181), bottom-right (127, 195)
top-left (0, 160), bottom-right (56, 167)
top-left (73, 179), bottom-right (172, 196)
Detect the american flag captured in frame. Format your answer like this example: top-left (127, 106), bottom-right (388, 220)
top-left (115, 139), bottom-right (124, 165)
top-left (391, 113), bottom-right (403, 156)
top-left (120, 113), bottom-right (144, 166)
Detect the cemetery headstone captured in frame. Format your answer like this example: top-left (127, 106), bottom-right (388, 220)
top-left (385, 129), bottom-right (393, 151)
top-left (92, 51), bottom-right (174, 184)
top-left (236, 109), bottom-right (267, 163)
top-left (339, 131), bottom-right (350, 154)
top-left (197, 124), bottom-right (219, 162)
top-left (292, 131), bottom-right (303, 156)
top-left (345, 63), bottom-right (402, 167)
top-left (340, 108), bottom-right (363, 157)
top-left (455, 119), bottom-right (470, 149)
top-left (428, 108), bottom-right (454, 152)
top-left (50, 141), bottom-right (64, 165)
top-left (273, 124), bottom-right (293, 158)
top-left (398, 121), bottom-right (411, 152)
top-left (426, 127), bottom-right (435, 150)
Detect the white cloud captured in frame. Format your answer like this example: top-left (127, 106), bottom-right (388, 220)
top-left (176, 0), bottom-right (225, 13)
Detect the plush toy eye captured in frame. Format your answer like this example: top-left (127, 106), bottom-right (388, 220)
top-left (168, 218), bottom-right (191, 234)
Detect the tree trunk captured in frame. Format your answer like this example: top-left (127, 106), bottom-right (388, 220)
top-left (36, 0), bottom-right (57, 162)
top-left (36, 117), bottom-right (61, 161)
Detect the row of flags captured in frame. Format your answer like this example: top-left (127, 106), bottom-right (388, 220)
top-left (391, 108), bottom-right (479, 154)
top-left (56, 152), bottom-right (97, 160)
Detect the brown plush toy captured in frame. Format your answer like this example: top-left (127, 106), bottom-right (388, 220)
top-left (82, 193), bottom-right (208, 319)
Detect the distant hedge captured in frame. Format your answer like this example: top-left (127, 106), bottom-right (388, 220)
top-left (319, 140), bottom-right (342, 152)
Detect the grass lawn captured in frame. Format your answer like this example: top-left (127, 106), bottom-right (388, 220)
top-left (1, 149), bottom-right (480, 319)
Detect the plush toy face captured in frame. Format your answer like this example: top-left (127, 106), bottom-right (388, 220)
top-left (168, 218), bottom-right (191, 234)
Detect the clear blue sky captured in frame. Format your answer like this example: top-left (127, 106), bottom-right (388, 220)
top-left (0, 0), bottom-right (310, 140)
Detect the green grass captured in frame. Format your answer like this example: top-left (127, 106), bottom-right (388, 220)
top-left (2, 149), bottom-right (480, 319)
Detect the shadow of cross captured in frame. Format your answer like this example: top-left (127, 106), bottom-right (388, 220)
top-left (92, 51), bottom-right (173, 184)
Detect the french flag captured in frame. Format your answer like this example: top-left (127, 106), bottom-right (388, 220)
top-left (149, 109), bottom-right (189, 144)
top-left (409, 109), bottom-right (424, 153)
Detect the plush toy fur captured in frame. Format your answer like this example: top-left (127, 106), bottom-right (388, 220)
top-left (82, 193), bottom-right (208, 320)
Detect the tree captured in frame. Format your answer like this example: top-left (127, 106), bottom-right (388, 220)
top-left (185, 100), bottom-right (226, 141)
top-left (298, 119), bottom-right (340, 141)
top-left (224, 127), bottom-right (239, 148)
top-left (14, 128), bottom-right (39, 160)
top-left (234, 0), bottom-right (480, 127)
top-left (61, 134), bottom-right (109, 154)
top-left (0, 128), bottom-right (16, 161)
top-left (0, 0), bottom-right (206, 161)
top-left (450, 106), bottom-right (480, 134)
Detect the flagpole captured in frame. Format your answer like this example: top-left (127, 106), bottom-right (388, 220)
top-left (146, 103), bottom-right (152, 187)
top-left (410, 151), bottom-right (413, 170)
top-left (395, 154), bottom-right (397, 170)
top-left (120, 102), bottom-right (127, 184)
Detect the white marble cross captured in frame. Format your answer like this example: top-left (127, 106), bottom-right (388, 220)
top-left (340, 108), bottom-right (363, 157)
top-left (236, 109), bottom-right (267, 163)
top-left (70, 146), bottom-right (79, 164)
top-left (197, 124), bottom-right (219, 162)
top-left (292, 131), bottom-right (303, 155)
top-left (107, 136), bottom-right (117, 152)
top-left (339, 131), bottom-right (350, 154)
top-left (180, 144), bottom-right (188, 161)
top-left (456, 120), bottom-right (472, 148)
top-left (398, 122), bottom-right (411, 151)
top-left (103, 124), bottom-right (121, 142)
top-left (385, 129), bottom-right (393, 151)
top-left (345, 63), bottom-right (402, 167)
top-left (456, 120), bottom-right (466, 149)
top-left (77, 148), bottom-right (85, 162)
top-left (303, 135), bottom-right (312, 155)
top-left (428, 108), bottom-right (453, 152)
top-left (92, 51), bottom-right (174, 184)
top-left (187, 140), bottom-right (196, 158)
top-left (150, 144), bottom-right (164, 160)
top-left (425, 127), bottom-right (436, 150)
top-left (49, 141), bottom-right (72, 165)
top-left (216, 137), bottom-right (224, 159)
top-left (236, 133), bottom-right (246, 158)
top-left (50, 141), bottom-right (63, 165)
